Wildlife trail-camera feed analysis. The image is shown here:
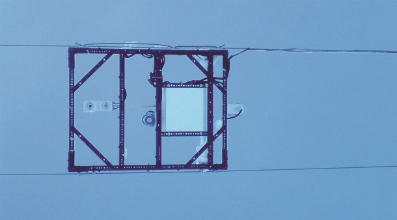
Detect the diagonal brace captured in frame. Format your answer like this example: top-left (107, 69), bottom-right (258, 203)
top-left (187, 54), bottom-right (209, 77)
top-left (187, 55), bottom-right (225, 93)
top-left (215, 82), bottom-right (226, 94)
top-left (185, 126), bottom-right (225, 166)
top-left (73, 52), bottom-right (113, 92)
top-left (72, 127), bottom-right (113, 166)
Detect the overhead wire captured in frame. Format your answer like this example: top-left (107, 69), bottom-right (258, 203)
top-left (1, 42), bottom-right (395, 176)
top-left (221, 165), bottom-right (397, 173)
top-left (1, 43), bottom-right (396, 54)
top-left (0, 44), bottom-right (75, 48)
top-left (1, 165), bottom-right (396, 176)
top-left (222, 47), bottom-right (397, 54)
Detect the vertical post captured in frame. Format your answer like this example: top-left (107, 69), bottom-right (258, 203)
top-left (154, 54), bottom-right (163, 167)
top-left (207, 55), bottom-right (214, 166)
top-left (119, 53), bottom-right (125, 167)
top-left (68, 48), bottom-right (75, 171)
top-left (222, 53), bottom-right (228, 167)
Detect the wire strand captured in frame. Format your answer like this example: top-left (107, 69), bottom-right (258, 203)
top-left (0, 44), bottom-right (75, 48)
top-left (1, 42), bottom-right (395, 177)
top-left (1, 165), bottom-right (396, 176)
top-left (227, 109), bottom-right (243, 119)
top-left (223, 47), bottom-right (397, 54)
top-left (1, 43), bottom-right (396, 54)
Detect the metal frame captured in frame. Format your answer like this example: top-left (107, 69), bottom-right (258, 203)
top-left (68, 47), bottom-right (229, 172)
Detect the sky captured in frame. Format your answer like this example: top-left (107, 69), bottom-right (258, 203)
top-left (1, 0), bottom-right (396, 219)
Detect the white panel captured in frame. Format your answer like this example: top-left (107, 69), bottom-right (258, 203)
top-left (162, 88), bottom-right (207, 131)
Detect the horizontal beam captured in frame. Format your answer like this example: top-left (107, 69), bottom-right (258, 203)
top-left (161, 132), bottom-right (208, 136)
top-left (69, 164), bottom-right (227, 172)
top-left (69, 47), bottom-right (228, 56)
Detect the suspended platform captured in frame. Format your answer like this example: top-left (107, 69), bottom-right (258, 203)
top-left (68, 47), bottom-right (231, 172)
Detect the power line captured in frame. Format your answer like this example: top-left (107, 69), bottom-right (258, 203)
top-left (222, 165), bottom-right (397, 173)
top-left (0, 44), bottom-right (75, 48)
top-left (1, 165), bottom-right (396, 176)
top-left (1, 43), bottom-right (395, 176)
top-left (224, 47), bottom-right (397, 54)
top-left (1, 43), bottom-right (396, 54)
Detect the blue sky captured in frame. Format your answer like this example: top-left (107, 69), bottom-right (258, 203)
top-left (1, 1), bottom-right (396, 219)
